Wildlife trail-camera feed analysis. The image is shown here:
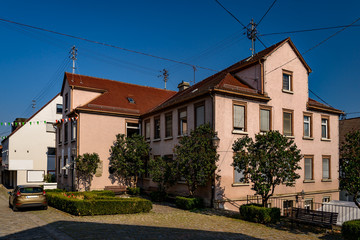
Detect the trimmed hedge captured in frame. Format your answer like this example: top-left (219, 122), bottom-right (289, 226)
top-left (46, 192), bottom-right (152, 216)
top-left (175, 196), bottom-right (203, 210)
top-left (127, 187), bottom-right (140, 196)
top-left (240, 204), bottom-right (280, 224)
top-left (342, 220), bottom-right (360, 240)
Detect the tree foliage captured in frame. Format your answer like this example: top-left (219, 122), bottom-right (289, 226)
top-left (75, 153), bottom-right (100, 191)
top-left (232, 131), bottom-right (302, 207)
top-left (109, 133), bottom-right (150, 187)
top-left (174, 124), bottom-right (219, 196)
top-left (340, 130), bottom-right (360, 209)
top-left (149, 155), bottom-right (178, 192)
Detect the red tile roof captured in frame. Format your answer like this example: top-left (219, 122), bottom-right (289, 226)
top-left (64, 73), bottom-right (176, 115)
top-left (308, 98), bottom-right (343, 114)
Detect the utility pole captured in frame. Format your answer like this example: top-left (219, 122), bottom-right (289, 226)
top-left (31, 100), bottom-right (36, 112)
top-left (192, 66), bottom-right (197, 85)
top-left (70, 45), bottom-right (78, 82)
top-left (247, 19), bottom-right (258, 57)
top-left (158, 69), bottom-right (169, 89)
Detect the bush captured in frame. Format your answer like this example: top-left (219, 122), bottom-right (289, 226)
top-left (127, 187), bottom-right (140, 196)
top-left (175, 196), bottom-right (203, 210)
top-left (150, 191), bottom-right (168, 202)
top-left (46, 192), bottom-right (152, 216)
top-left (45, 189), bottom-right (64, 193)
top-left (342, 220), bottom-right (360, 240)
top-left (240, 204), bottom-right (280, 224)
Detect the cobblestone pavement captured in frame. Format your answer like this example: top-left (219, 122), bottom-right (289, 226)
top-left (0, 185), bottom-right (342, 240)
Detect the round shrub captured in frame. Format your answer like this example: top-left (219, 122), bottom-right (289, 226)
top-left (175, 196), bottom-right (203, 210)
top-left (342, 219), bottom-right (360, 240)
top-left (240, 204), bottom-right (280, 224)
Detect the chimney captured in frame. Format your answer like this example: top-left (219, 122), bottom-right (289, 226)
top-left (177, 81), bottom-right (190, 92)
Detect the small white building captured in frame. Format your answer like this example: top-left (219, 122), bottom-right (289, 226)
top-left (1, 94), bottom-right (62, 187)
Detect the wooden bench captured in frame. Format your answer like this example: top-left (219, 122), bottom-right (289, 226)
top-left (104, 185), bottom-right (127, 195)
top-left (288, 207), bottom-right (338, 229)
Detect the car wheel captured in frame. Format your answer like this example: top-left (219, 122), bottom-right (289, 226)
top-left (8, 201), bottom-right (12, 208)
top-left (12, 205), bottom-right (18, 212)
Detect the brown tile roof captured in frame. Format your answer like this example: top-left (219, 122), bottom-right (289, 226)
top-left (64, 73), bottom-right (176, 115)
top-left (308, 98), bottom-right (343, 114)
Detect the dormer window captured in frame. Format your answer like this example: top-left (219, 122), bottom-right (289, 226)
top-left (127, 97), bottom-right (135, 104)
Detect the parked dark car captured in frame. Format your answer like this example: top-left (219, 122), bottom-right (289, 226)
top-left (8, 185), bottom-right (48, 211)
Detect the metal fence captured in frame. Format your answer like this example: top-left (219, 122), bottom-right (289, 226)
top-left (246, 195), bottom-right (360, 226)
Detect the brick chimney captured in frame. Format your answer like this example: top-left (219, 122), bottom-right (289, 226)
top-left (177, 81), bottom-right (190, 92)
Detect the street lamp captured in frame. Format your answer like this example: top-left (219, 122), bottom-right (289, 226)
top-left (212, 133), bottom-right (220, 148)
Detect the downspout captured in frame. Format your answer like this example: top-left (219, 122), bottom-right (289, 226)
top-left (74, 110), bottom-right (80, 191)
top-left (259, 60), bottom-right (264, 95)
top-left (210, 91), bottom-right (216, 208)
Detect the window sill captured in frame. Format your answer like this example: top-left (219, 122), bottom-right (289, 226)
top-left (302, 136), bottom-right (314, 140)
top-left (153, 139), bottom-right (161, 142)
top-left (164, 137), bottom-right (173, 141)
top-left (303, 180), bottom-right (315, 183)
top-left (321, 138), bottom-right (331, 142)
top-left (232, 183), bottom-right (250, 187)
top-left (321, 179), bottom-right (332, 182)
top-left (232, 130), bottom-right (248, 135)
top-left (285, 135), bottom-right (295, 139)
top-left (282, 89), bottom-right (294, 94)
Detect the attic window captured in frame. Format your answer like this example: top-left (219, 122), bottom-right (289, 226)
top-left (127, 97), bottom-right (135, 104)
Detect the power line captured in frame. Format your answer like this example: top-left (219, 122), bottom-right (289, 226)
top-left (257, 0), bottom-right (277, 27)
top-left (0, 17), bottom-right (217, 72)
top-left (309, 89), bottom-right (333, 107)
top-left (214, 0), bottom-right (247, 28)
top-left (259, 25), bottom-right (360, 36)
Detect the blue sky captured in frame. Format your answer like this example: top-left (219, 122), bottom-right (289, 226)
top-left (0, 0), bottom-right (359, 137)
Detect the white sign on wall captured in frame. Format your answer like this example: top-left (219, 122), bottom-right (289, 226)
top-left (9, 160), bottom-right (33, 170)
top-left (27, 170), bottom-right (45, 182)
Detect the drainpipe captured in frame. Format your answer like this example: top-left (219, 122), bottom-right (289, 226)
top-left (259, 60), bottom-right (264, 95)
top-left (73, 110), bottom-right (80, 191)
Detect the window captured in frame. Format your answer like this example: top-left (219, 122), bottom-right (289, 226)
top-left (165, 113), bottom-right (172, 138)
top-left (64, 123), bottom-right (68, 143)
top-left (71, 121), bottom-right (77, 141)
top-left (322, 156), bottom-right (330, 180)
top-left (48, 147), bottom-right (56, 156)
top-left (304, 156), bottom-right (313, 181)
top-left (64, 156), bottom-right (68, 176)
top-left (321, 116), bottom-right (330, 139)
top-left (195, 103), bottom-right (205, 128)
top-left (260, 107), bottom-right (271, 132)
top-left (58, 157), bottom-right (61, 175)
top-left (282, 71), bottom-right (292, 91)
top-left (154, 117), bottom-right (160, 139)
top-left (65, 93), bottom-right (69, 111)
top-left (283, 110), bottom-right (293, 136)
top-left (322, 196), bottom-right (331, 203)
top-left (178, 108), bottom-right (187, 136)
top-left (234, 168), bottom-right (245, 183)
top-left (56, 104), bottom-right (63, 114)
top-left (233, 102), bottom-right (246, 132)
top-left (46, 122), bottom-right (56, 133)
top-left (126, 122), bottom-right (139, 137)
top-left (58, 126), bottom-right (62, 144)
top-left (304, 198), bottom-right (313, 210)
top-left (145, 120), bottom-right (150, 140)
top-left (303, 113), bottom-right (312, 138)
top-left (127, 97), bottom-right (135, 104)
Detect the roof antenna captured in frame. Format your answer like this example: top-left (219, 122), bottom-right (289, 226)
top-left (70, 45), bottom-right (78, 82)
top-left (158, 69), bottom-right (169, 89)
top-left (247, 19), bottom-right (257, 57)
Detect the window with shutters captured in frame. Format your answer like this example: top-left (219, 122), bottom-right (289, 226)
top-left (144, 119), bottom-right (150, 140)
top-left (282, 70), bottom-right (293, 92)
top-left (259, 106), bottom-right (271, 132)
top-left (165, 113), bottom-right (172, 138)
top-left (178, 108), bottom-right (187, 136)
top-left (322, 156), bottom-right (331, 180)
top-left (233, 102), bottom-right (246, 132)
top-left (154, 117), bottom-right (160, 139)
top-left (283, 109), bottom-right (294, 136)
top-left (304, 156), bottom-right (314, 181)
top-left (194, 102), bottom-right (205, 128)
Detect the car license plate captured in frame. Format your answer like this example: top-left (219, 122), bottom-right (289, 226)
top-left (26, 196), bottom-right (38, 199)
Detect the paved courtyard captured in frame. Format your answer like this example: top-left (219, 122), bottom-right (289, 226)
top-left (0, 186), bottom-right (342, 240)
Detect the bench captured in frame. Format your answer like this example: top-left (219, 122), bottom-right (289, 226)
top-left (288, 207), bottom-right (338, 229)
top-left (104, 185), bottom-right (127, 195)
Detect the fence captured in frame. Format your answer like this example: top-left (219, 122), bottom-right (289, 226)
top-left (246, 195), bottom-right (360, 226)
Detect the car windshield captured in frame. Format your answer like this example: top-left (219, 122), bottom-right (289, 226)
top-left (19, 187), bottom-right (43, 193)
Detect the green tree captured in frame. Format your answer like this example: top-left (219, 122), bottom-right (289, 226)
top-left (109, 133), bottom-right (150, 187)
top-left (340, 130), bottom-right (360, 209)
top-left (75, 153), bottom-right (100, 191)
top-left (174, 124), bottom-right (219, 196)
top-left (232, 131), bottom-right (302, 207)
top-left (149, 155), bottom-right (178, 192)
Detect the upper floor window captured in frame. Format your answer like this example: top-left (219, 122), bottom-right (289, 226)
top-left (154, 117), bottom-right (160, 139)
top-left (233, 102), bottom-right (246, 132)
top-left (283, 109), bottom-right (293, 136)
top-left (56, 104), bottom-right (63, 114)
top-left (322, 156), bottom-right (331, 180)
top-left (321, 116), bottom-right (330, 139)
top-left (126, 122), bottom-right (139, 137)
top-left (64, 123), bottom-right (68, 143)
top-left (145, 120), bottom-right (150, 140)
top-left (304, 156), bottom-right (314, 181)
top-left (71, 121), bottom-right (77, 141)
top-left (195, 103), bottom-right (205, 128)
top-left (65, 93), bottom-right (69, 112)
top-left (58, 127), bottom-right (62, 144)
top-left (303, 113), bottom-right (313, 138)
top-left (165, 113), bottom-right (172, 138)
top-left (178, 108), bottom-right (187, 136)
top-left (282, 70), bottom-right (293, 92)
top-left (260, 106), bottom-right (271, 132)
